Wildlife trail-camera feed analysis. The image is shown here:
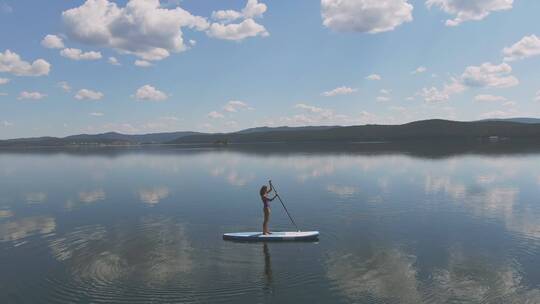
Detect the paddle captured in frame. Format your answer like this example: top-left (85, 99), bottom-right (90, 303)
top-left (269, 180), bottom-right (300, 232)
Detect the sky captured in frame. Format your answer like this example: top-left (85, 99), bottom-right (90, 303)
top-left (1, 0), bottom-right (540, 139)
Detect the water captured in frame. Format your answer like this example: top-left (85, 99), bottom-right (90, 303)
top-left (1, 146), bottom-right (540, 303)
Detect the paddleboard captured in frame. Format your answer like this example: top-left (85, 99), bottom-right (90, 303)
top-left (223, 231), bottom-right (319, 242)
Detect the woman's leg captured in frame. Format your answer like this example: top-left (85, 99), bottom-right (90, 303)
top-left (263, 208), bottom-right (270, 234)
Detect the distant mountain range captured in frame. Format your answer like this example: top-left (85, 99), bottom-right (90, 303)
top-left (1, 118), bottom-right (540, 148)
top-left (479, 117), bottom-right (540, 124)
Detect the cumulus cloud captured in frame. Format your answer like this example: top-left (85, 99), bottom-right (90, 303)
top-left (426, 0), bottom-right (513, 26)
top-left (60, 48), bottom-right (102, 60)
top-left (41, 34), bottom-right (65, 49)
top-left (134, 84), bottom-right (168, 101)
top-left (503, 35), bottom-right (540, 62)
top-left (208, 111), bottom-right (225, 119)
top-left (62, 0), bottom-right (209, 61)
top-left (418, 62), bottom-right (517, 103)
top-left (377, 96), bottom-right (391, 102)
top-left (212, 0), bottom-right (267, 21)
top-left (295, 103), bottom-right (328, 114)
top-left (223, 100), bottom-right (251, 112)
top-left (535, 91), bottom-right (540, 102)
top-left (418, 79), bottom-right (465, 103)
top-left (75, 89), bottom-right (104, 100)
top-left (322, 86), bottom-right (358, 97)
top-left (474, 94), bottom-right (507, 102)
top-left (90, 112), bottom-right (104, 116)
top-left (108, 56), bottom-right (120, 65)
top-left (57, 81), bottom-right (71, 92)
top-left (366, 74), bottom-right (382, 81)
top-left (208, 0), bottom-right (269, 41)
top-left (321, 0), bottom-right (413, 33)
top-left (411, 66), bottom-right (427, 74)
top-left (461, 62), bottom-right (518, 88)
top-left (207, 18), bottom-right (268, 41)
top-left (18, 91), bottom-right (46, 100)
top-left (0, 78), bottom-right (9, 85)
top-left (134, 60), bottom-right (153, 67)
top-left (0, 50), bottom-right (51, 76)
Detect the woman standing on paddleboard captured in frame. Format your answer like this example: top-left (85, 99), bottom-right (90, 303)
top-left (260, 181), bottom-right (277, 235)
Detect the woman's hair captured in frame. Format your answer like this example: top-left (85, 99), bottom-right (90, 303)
top-left (260, 185), bottom-right (267, 196)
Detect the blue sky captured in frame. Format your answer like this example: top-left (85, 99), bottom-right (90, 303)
top-left (1, 0), bottom-right (539, 139)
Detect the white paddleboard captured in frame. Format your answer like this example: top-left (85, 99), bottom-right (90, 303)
top-left (223, 231), bottom-right (319, 242)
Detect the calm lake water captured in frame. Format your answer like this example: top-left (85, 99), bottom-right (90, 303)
top-left (2, 145), bottom-right (540, 303)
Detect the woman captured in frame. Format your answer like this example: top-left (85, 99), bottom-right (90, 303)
top-left (260, 181), bottom-right (277, 235)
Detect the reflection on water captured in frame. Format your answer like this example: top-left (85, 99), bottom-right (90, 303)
top-left (138, 187), bottom-right (169, 205)
top-left (78, 189), bottom-right (106, 204)
top-left (0, 216), bottom-right (55, 242)
top-left (263, 243), bottom-right (272, 289)
top-left (326, 248), bottom-right (421, 304)
top-left (1, 147), bottom-right (540, 303)
top-left (24, 191), bottom-right (47, 204)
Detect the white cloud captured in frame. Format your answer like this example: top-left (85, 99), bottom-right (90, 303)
top-left (426, 0), bottom-right (513, 26)
top-left (535, 91), bottom-right (540, 102)
top-left (419, 87), bottom-right (449, 103)
top-left (418, 62), bottom-right (517, 103)
top-left (208, 111), bottom-right (225, 119)
top-left (41, 34), bottom-right (65, 49)
top-left (212, 10), bottom-right (242, 22)
top-left (380, 89), bottom-right (391, 95)
top-left (0, 78), bottom-right (9, 85)
top-left (418, 79), bottom-right (465, 103)
top-left (212, 0), bottom-right (267, 21)
top-left (207, 18), bottom-right (269, 41)
top-left (426, 0), bottom-right (514, 26)
top-left (242, 0), bottom-right (267, 19)
top-left (321, 0), bottom-right (413, 33)
top-left (411, 66), bottom-right (427, 74)
top-left (223, 100), bottom-right (251, 112)
top-left (134, 60), bottom-right (153, 67)
top-left (376, 96), bottom-right (390, 102)
top-left (75, 89), bottom-right (104, 100)
top-left (295, 103), bottom-right (327, 114)
top-left (0, 50), bottom-right (51, 76)
top-left (322, 86), bottom-right (358, 97)
top-left (18, 91), bottom-right (46, 100)
top-left (90, 112), bottom-right (104, 116)
top-left (366, 74), bottom-right (382, 81)
top-left (474, 94), bottom-right (506, 102)
top-left (461, 62), bottom-right (518, 88)
top-left (62, 0), bottom-right (209, 61)
top-left (134, 85), bottom-right (168, 101)
top-left (108, 56), bottom-right (120, 65)
top-left (503, 35), bottom-right (540, 62)
top-left (57, 81), bottom-right (71, 92)
top-left (478, 109), bottom-right (519, 120)
top-left (60, 48), bottom-right (102, 60)
top-left (0, 93), bottom-right (7, 96)
top-left (2, 120), bottom-right (13, 127)
top-left (208, 0), bottom-right (268, 41)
